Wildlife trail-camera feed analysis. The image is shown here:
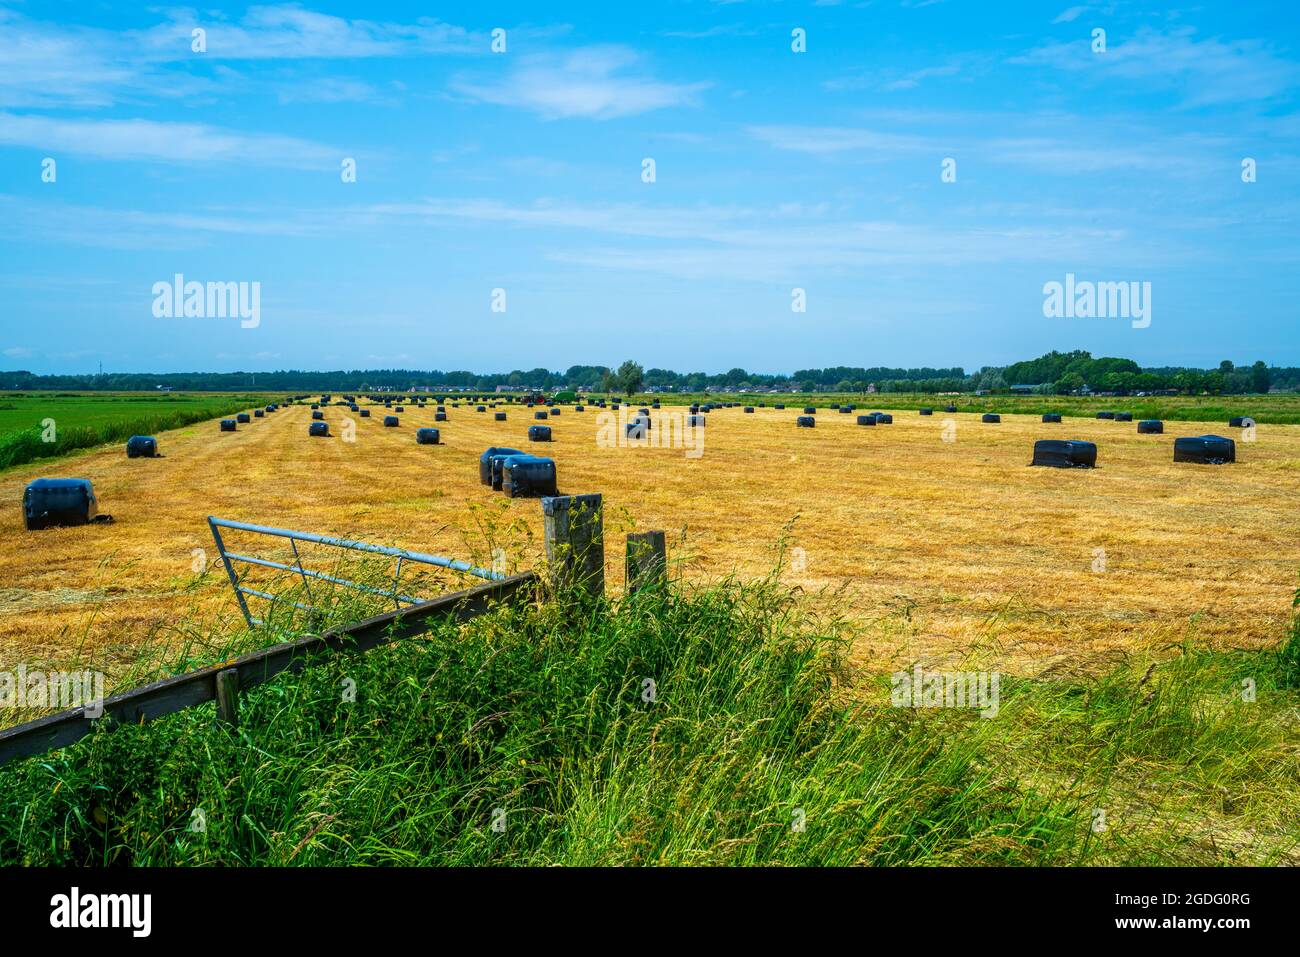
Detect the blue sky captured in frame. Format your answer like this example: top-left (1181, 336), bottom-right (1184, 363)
top-left (0, 0), bottom-right (1296, 376)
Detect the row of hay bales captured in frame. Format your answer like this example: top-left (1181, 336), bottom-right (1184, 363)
top-left (782, 405), bottom-right (1246, 468)
top-left (1030, 435), bottom-right (1237, 467)
top-left (21, 401), bottom-right (1253, 532)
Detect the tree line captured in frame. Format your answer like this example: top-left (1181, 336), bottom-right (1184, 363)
top-left (3, 352), bottom-right (1294, 395)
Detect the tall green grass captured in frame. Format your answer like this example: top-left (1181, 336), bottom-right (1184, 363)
top-left (0, 395), bottom-right (270, 471)
top-left (1, 574), bottom-right (1296, 866)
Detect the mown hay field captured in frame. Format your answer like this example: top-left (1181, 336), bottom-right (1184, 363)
top-left (3, 398), bottom-right (1299, 682)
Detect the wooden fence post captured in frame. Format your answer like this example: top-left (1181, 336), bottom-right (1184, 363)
top-left (542, 494), bottom-right (604, 598)
top-left (626, 530), bottom-right (667, 595)
top-left (215, 668), bottom-right (240, 727)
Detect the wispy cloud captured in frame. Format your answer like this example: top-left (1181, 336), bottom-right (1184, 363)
top-left (451, 46), bottom-right (707, 119)
top-left (133, 6), bottom-right (482, 60)
top-left (1052, 6), bottom-right (1089, 24)
top-left (1012, 26), bottom-right (1297, 106)
top-left (0, 113), bottom-right (339, 167)
top-left (0, 5), bottom-right (483, 109)
top-left (747, 125), bottom-right (936, 155)
top-left (274, 77), bottom-right (379, 104)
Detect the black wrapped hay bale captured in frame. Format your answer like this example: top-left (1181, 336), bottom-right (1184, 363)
top-left (529, 425), bottom-right (553, 442)
top-left (476, 405), bottom-right (486, 413)
top-left (312, 410), bottom-right (324, 420)
top-left (1031, 439), bottom-right (1097, 469)
top-left (744, 407), bottom-right (755, 413)
top-left (1115, 412), bottom-right (1133, 422)
top-left (395, 406), bottom-right (405, 413)
top-left (311, 403), bottom-right (319, 410)
top-left (360, 409), bottom-right (371, 417)
top-left (1096, 411), bottom-right (1115, 419)
top-left (550, 408), bottom-right (561, 416)
top-left (416, 427), bottom-right (440, 445)
top-left (495, 412), bottom-right (507, 421)
top-left (502, 455), bottom-right (558, 498)
top-left (23, 478), bottom-right (99, 530)
top-left (1174, 435), bottom-right (1235, 465)
top-left (236, 413), bottom-right (251, 424)
top-left (309, 421), bottom-right (329, 437)
top-left (689, 405), bottom-right (700, 414)
top-left (803, 406), bottom-right (816, 415)
top-left (945, 404), bottom-right (957, 413)
top-left (919, 408), bottom-right (933, 415)
top-left (796, 416), bottom-right (815, 428)
top-left (435, 412), bottom-right (447, 422)
top-left (875, 413), bottom-right (893, 424)
top-left (383, 416), bottom-right (399, 427)
top-left (1137, 419), bottom-right (1164, 434)
top-left (220, 419), bottom-right (237, 432)
top-left (1228, 416), bottom-right (1254, 428)
top-left (1042, 413), bottom-right (1062, 423)
top-left (574, 405), bottom-right (584, 412)
top-left (265, 405), bottom-right (275, 412)
top-left (126, 435), bottom-right (157, 458)
top-left (254, 409), bottom-right (264, 418)
top-left (687, 414), bottom-right (706, 428)
top-left (982, 413), bottom-right (1000, 423)
top-left (774, 404), bottom-right (785, 410)
top-left (480, 447), bottom-right (523, 485)
top-left (534, 411), bottom-right (548, 420)
top-left (856, 415), bottom-right (875, 426)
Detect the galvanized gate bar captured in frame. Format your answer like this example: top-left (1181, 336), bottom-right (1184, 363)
top-left (207, 516), bottom-right (504, 628)
top-left (209, 517), bottom-right (502, 580)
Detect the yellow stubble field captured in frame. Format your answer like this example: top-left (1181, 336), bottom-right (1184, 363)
top-left (3, 400), bottom-right (1299, 679)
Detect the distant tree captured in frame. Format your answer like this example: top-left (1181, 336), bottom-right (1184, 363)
top-left (1219, 360), bottom-right (1235, 375)
top-left (1251, 360), bottom-right (1271, 394)
top-left (617, 360), bottom-right (644, 396)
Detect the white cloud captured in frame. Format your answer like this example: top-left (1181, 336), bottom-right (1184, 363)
top-left (882, 63), bottom-right (962, 91)
top-left (0, 6), bottom-right (483, 109)
top-left (1012, 27), bottom-right (1297, 106)
top-left (452, 46), bottom-right (707, 120)
top-left (1052, 6), bottom-right (1089, 24)
top-left (747, 125), bottom-right (936, 154)
top-left (275, 77), bottom-right (378, 104)
top-left (0, 113), bottom-right (339, 168)
top-left (133, 6), bottom-right (481, 60)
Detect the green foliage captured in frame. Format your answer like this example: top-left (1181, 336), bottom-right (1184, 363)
top-left (615, 360), bottom-right (644, 397)
top-left (0, 394), bottom-right (271, 471)
top-left (1, 577), bottom-right (1296, 866)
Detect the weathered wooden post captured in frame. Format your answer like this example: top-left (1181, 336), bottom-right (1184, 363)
top-left (542, 494), bottom-right (604, 598)
top-left (215, 668), bottom-right (240, 727)
top-left (625, 530), bottom-right (667, 595)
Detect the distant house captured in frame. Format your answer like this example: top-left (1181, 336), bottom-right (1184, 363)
top-left (1009, 383), bottom-right (1045, 395)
